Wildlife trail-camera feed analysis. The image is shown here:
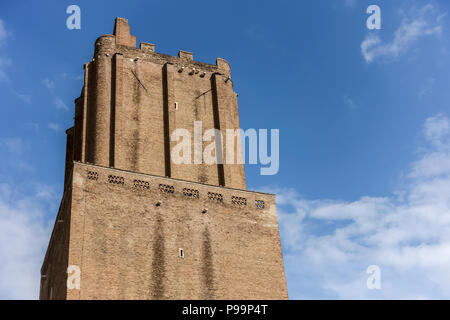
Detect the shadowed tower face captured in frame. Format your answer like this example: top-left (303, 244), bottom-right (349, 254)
top-left (40, 18), bottom-right (287, 300)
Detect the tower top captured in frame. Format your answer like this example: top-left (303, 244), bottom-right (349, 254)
top-left (94, 17), bottom-right (231, 75)
top-left (113, 17), bottom-right (136, 47)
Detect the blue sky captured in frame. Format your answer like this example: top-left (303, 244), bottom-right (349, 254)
top-left (1, 0), bottom-right (450, 299)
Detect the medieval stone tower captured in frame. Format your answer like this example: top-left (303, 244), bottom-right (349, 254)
top-left (40, 18), bottom-right (287, 300)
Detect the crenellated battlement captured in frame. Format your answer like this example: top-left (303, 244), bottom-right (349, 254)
top-left (93, 17), bottom-right (231, 76)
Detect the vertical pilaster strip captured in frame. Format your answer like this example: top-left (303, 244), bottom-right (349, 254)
top-left (81, 63), bottom-right (90, 163)
top-left (211, 73), bottom-right (226, 187)
top-left (162, 63), bottom-right (175, 178)
top-left (92, 55), bottom-right (112, 166)
top-left (109, 54), bottom-right (121, 168)
top-left (212, 73), bottom-right (247, 189)
top-left (73, 98), bottom-right (83, 162)
top-left (113, 54), bottom-right (126, 170)
top-left (64, 128), bottom-right (74, 188)
top-left (232, 92), bottom-right (246, 189)
top-left (134, 59), bottom-right (143, 172)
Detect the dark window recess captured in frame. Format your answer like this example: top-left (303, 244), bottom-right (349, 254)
top-left (133, 179), bottom-right (150, 190)
top-left (232, 196), bottom-right (247, 206)
top-left (159, 184), bottom-right (174, 194)
top-left (108, 175), bottom-right (124, 185)
top-left (87, 171), bottom-right (99, 180)
top-left (255, 200), bottom-right (265, 209)
top-left (207, 192), bottom-right (223, 202)
top-left (183, 188), bottom-right (199, 199)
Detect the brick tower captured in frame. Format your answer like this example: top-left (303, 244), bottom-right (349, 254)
top-left (39, 18), bottom-right (287, 300)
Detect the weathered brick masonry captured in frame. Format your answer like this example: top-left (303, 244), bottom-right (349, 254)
top-left (40, 17), bottom-right (287, 300)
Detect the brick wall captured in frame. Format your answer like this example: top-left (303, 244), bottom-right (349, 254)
top-left (40, 187), bottom-right (72, 300)
top-left (63, 162), bottom-right (287, 299)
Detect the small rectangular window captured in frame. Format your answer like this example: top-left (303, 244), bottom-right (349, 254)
top-left (179, 248), bottom-right (184, 258)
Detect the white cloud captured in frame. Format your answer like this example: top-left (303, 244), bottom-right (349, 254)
top-left (53, 97), bottom-right (68, 111)
top-left (0, 137), bottom-right (33, 174)
top-left (0, 57), bottom-right (11, 67)
top-left (424, 113), bottom-right (449, 149)
top-left (275, 113), bottom-right (450, 299)
top-left (361, 4), bottom-right (445, 63)
top-left (0, 19), bottom-right (11, 82)
top-left (0, 138), bottom-right (56, 299)
top-left (0, 69), bottom-right (7, 82)
top-left (14, 92), bottom-right (32, 103)
top-left (0, 137), bottom-right (26, 155)
top-left (0, 19), bottom-right (10, 45)
top-left (343, 95), bottom-right (358, 110)
top-left (0, 183), bottom-right (53, 299)
top-left (418, 77), bottom-right (435, 98)
top-left (42, 78), bottom-right (54, 90)
top-left (23, 123), bottom-right (39, 133)
top-left (409, 114), bottom-right (450, 179)
top-left (47, 123), bottom-right (61, 132)
top-left (0, 56), bottom-right (11, 82)
top-left (0, 57), bottom-right (11, 82)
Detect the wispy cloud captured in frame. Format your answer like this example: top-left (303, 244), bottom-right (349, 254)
top-left (0, 135), bottom-right (56, 299)
top-left (0, 56), bottom-right (11, 82)
top-left (418, 76), bottom-right (436, 99)
top-left (53, 97), bottom-right (68, 111)
top-left (0, 19), bottom-right (11, 82)
top-left (343, 95), bottom-right (358, 110)
top-left (23, 123), bottom-right (40, 133)
top-left (14, 92), bottom-right (32, 103)
top-left (361, 4), bottom-right (445, 63)
top-left (42, 73), bottom-right (82, 90)
top-left (0, 182), bottom-right (53, 299)
top-left (47, 123), bottom-right (61, 132)
top-left (41, 78), bottom-right (54, 90)
top-left (244, 23), bottom-right (264, 39)
top-left (0, 137), bottom-right (26, 155)
top-left (0, 57), bottom-right (11, 66)
top-left (0, 137), bottom-right (33, 174)
top-left (0, 59), bottom-right (10, 82)
top-left (273, 113), bottom-right (450, 299)
top-left (0, 19), bottom-right (10, 45)
top-left (44, 76), bottom-right (76, 111)
top-left (424, 113), bottom-right (449, 148)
